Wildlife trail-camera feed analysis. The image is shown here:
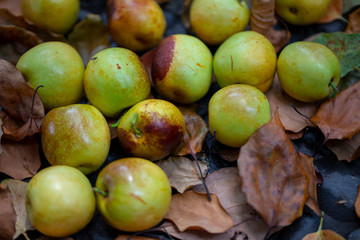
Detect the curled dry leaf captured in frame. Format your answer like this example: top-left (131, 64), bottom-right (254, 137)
top-left (326, 132), bottom-right (360, 162)
top-left (2, 179), bottom-right (34, 239)
top-left (0, 59), bottom-right (44, 141)
top-left (345, 7), bottom-right (360, 33)
top-left (68, 13), bottom-right (110, 66)
top-left (0, 137), bottom-right (41, 180)
top-left (157, 156), bottom-right (208, 193)
top-left (355, 185), bottom-right (360, 218)
top-left (265, 75), bottom-right (316, 133)
top-left (316, 0), bottom-right (344, 24)
top-left (310, 81), bottom-right (360, 141)
top-left (238, 110), bottom-right (309, 228)
top-left (0, 183), bottom-right (16, 240)
top-left (164, 190), bottom-right (233, 234)
top-left (250, 0), bottom-right (290, 52)
top-left (175, 106), bottom-right (209, 156)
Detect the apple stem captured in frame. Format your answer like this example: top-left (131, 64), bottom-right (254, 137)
top-left (317, 211), bottom-right (325, 235)
top-left (328, 81), bottom-right (338, 98)
top-left (111, 117), bottom-right (122, 128)
top-left (131, 113), bottom-right (143, 138)
top-left (354, 66), bottom-right (360, 71)
top-left (92, 187), bottom-right (108, 197)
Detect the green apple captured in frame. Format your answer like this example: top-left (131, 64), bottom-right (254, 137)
top-left (41, 104), bottom-right (110, 175)
top-left (117, 99), bottom-right (185, 161)
top-left (107, 0), bottom-right (166, 52)
top-left (275, 0), bottom-right (331, 25)
top-left (95, 157), bottom-right (172, 232)
top-left (190, 0), bottom-right (249, 45)
top-left (209, 84), bottom-right (271, 148)
top-left (277, 41), bottom-right (341, 102)
top-left (21, 0), bottom-right (80, 34)
top-left (84, 47), bottom-right (151, 117)
top-left (26, 165), bottom-right (95, 237)
top-left (152, 34), bottom-right (213, 104)
top-left (16, 41), bottom-right (84, 111)
top-left (213, 31), bottom-right (277, 92)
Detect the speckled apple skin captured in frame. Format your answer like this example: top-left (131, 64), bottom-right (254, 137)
top-left (209, 84), bottom-right (271, 148)
top-left (41, 104), bottom-right (110, 175)
top-left (95, 158), bottom-right (172, 232)
top-left (107, 0), bottom-right (166, 52)
top-left (117, 99), bottom-right (185, 161)
top-left (213, 31), bottom-right (277, 92)
top-left (84, 47), bottom-right (151, 117)
top-left (152, 34), bottom-right (213, 104)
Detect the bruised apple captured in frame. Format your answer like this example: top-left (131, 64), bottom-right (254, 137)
top-left (209, 84), bottom-right (271, 148)
top-left (26, 166), bottom-right (95, 237)
top-left (41, 104), bottom-right (110, 175)
top-left (117, 99), bottom-right (185, 161)
top-left (95, 158), bottom-right (172, 232)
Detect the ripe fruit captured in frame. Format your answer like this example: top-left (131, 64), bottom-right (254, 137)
top-left (106, 0), bottom-right (166, 52)
top-left (190, 0), bottom-right (249, 45)
top-left (16, 41), bottom-right (84, 111)
top-left (213, 31), bottom-right (277, 92)
top-left (84, 47), bottom-right (151, 117)
top-left (275, 0), bottom-right (331, 25)
top-left (21, 0), bottom-right (80, 34)
top-left (95, 158), bottom-right (172, 232)
top-left (41, 104), bottom-right (110, 175)
top-left (117, 99), bottom-right (185, 161)
top-left (277, 41), bottom-right (341, 102)
top-left (152, 34), bottom-right (213, 104)
top-left (209, 84), bottom-right (271, 148)
top-left (26, 165), bottom-right (95, 237)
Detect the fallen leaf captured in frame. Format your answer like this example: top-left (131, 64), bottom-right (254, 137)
top-left (250, 0), bottom-right (291, 52)
top-left (0, 183), bottom-right (16, 240)
top-left (310, 81), bottom-right (360, 141)
top-left (343, 0), bottom-right (360, 14)
top-left (345, 7), bottom-right (360, 33)
top-left (157, 156), bottom-right (208, 193)
top-left (355, 185), bottom-right (360, 218)
top-left (238, 110), bottom-right (309, 228)
top-left (2, 179), bottom-right (34, 239)
top-left (0, 59), bottom-right (44, 141)
top-left (302, 229), bottom-right (346, 240)
top-left (326, 132), bottom-right (360, 162)
top-left (0, 0), bottom-right (22, 16)
top-left (316, 0), bottom-right (345, 24)
top-left (338, 67), bottom-right (360, 91)
top-left (68, 13), bottom-right (110, 66)
top-left (313, 32), bottom-right (360, 77)
top-left (175, 106), bottom-right (209, 156)
top-left (115, 235), bottom-right (159, 240)
top-left (164, 190), bottom-right (233, 233)
top-left (265, 75), bottom-right (316, 133)
top-left (0, 137), bottom-right (41, 180)
top-left (214, 142), bottom-right (240, 162)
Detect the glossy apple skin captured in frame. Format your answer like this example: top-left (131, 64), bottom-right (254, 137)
top-left (152, 34), bottom-right (213, 104)
top-left (41, 104), bottom-right (110, 175)
top-left (26, 165), bottom-right (96, 237)
top-left (107, 0), bottom-right (166, 52)
top-left (117, 99), bottom-right (185, 161)
top-left (213, 31), bottom-right (277, 92)
top-left (275, 0), bottom-right (331, 25)
top-left (209, 84), bottom-right (271, 148)
top-left (95, 158), bottom-right (172, 232)
top-left (190, 0), bottom-right (249, 45)
top-left (21, 0), bottom-right (79, 34)
top-left (277, 41), bottom-right (341, 102)
top-left (16, 41), bottom-right (84, 111)
top-left (84, 47), bottom-right (151, 117)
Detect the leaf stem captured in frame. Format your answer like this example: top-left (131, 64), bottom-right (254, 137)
top-left (92, 187), bottom-right (108, 197)
top-left (189, 148), bottom-right (211, 202)
top-left (131, 113), bottom-right (143, 138)
top-left (290, 103), bottom-right (311, 120)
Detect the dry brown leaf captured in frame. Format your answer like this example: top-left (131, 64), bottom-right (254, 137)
top-left (302, 230), bottom-right (346, 240)
top-left (310, 81), bottom-right (360, 142)
top-left (116, 235), bottom-right (159, 240)
top-left (265, 75), bottom-right (317, 133)
top-left (355, 185), bottom-right (360, 218)
top-left (157, 156), bottom-right (208, 193)
top-left (175, 106), bottom-right (209, 156)
top-left (0, 183), bottom-right (16, 240)
top-left (0, 0), bottom-right (22, 16)
top-left (0, 137), bottom-right (41, 180)
top-left (345, 7), bottom-right (360, 33)
top-left (0, 59), bottom-right (44, 141)
top-left (238, 110), bottom-right (309, 228)
top-left (326, 132), bottom-right (360, 162)
top-left (316, 0), bottom-right (344, 23)
top-left (214, 143), bottom-right (240, 162)
top-left (2, 179), bottom-right (34, 239)
top-left (164, 190), bottom-right (233, 233)
top-left (250, 0), bottom-right (291, 52)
